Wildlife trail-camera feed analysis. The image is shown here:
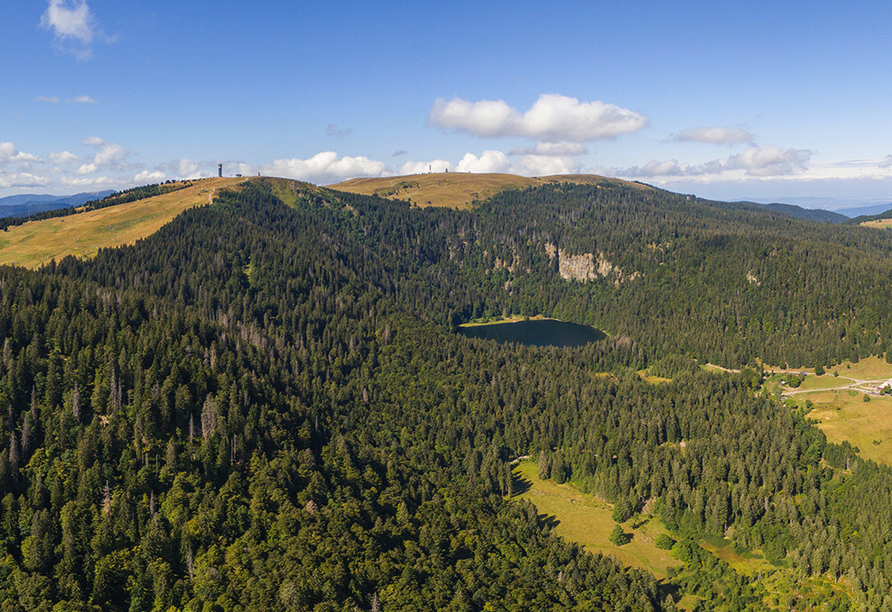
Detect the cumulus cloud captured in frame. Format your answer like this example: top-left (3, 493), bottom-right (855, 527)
top-left (60, 175), bottom-right (122, 189)
top-left (134, 170), bottom-right (166, 183)
top-left (511, 155), bottom-right (580, 176)
top-left (67, 95), bottom-right (97, 104)
top-left (0, 173), bottom-right (50, 189)
top-left (455, 150), bottom-right (511, 173)
top-left (617, 145), bottom-right (813, 180)
top-left (392, 149), bottom-right (408, 157)
top-left (677, 127), bottom-right (753, 145)
top-left (158, 158), bottom-right (202, 178)
top-left (727, 146), bottom-right (812, 176)
top-left (397, 150), bottom-right (580, 178)
top-left (509, 141), bottom-right (588, 157)
top-left (80, 136), bottom-right (131, 172)
top-left (624, 159), bottom-right (694, 178)
top-left (75, 136), bottom-right (134, 175)
top-left (429, 94), bottom-right (648, 142)
top-left (0, 143), bottom-right (41, 165)
top-left (48, 150), bottom-right (81, 164)
top-left (399, 159), bottom-right (453, 174)
top-left (40, 0), bottom-right (102, 59)
top-left (36, 96), bottom-right (60, 103)
top-left (259, 151), bottom-right (389, 184)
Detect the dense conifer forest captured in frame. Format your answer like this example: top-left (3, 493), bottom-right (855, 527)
top-left (4, 178), bottom-right (892, 610)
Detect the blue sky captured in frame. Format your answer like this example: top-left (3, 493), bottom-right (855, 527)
top-left (2, 1), bottom-right (892, 209)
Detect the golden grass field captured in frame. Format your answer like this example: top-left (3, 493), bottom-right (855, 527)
top-left (0, 177), bottom-right (246, 269)
top-left (514, 460), bottom-right (680, 580)
top-left (329, 172), bottom-right (652, 209)
top-left (808, 390), bottom-right (892, 464)
top-left (860, 218), bottom-right (892, 229)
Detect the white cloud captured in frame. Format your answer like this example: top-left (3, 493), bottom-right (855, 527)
top-left (0, 143), bottom-right (41, 165)
top-left (511, 155), bottom-right (580, 176)
top-left (397, 150), bottom-right (579, 177)
top-left (399, 159), bottom-right (454, 174)
top-left (163, 159), bottom-right (201, 178)
top-left (430, 98), bottom-right (519, 138)
top-left (617, 146), bottom-right (813, 180)
top-left (81, 136), bottom-right (132, 172)
top-left (727, 146), bottom-right (812, 176)
top-left (60, 175), bottom-right (122, 189)
top-left (40, 0), bottom-right (101, 59)
top-left (455, 150), bottom-right (511, 173)
top-left (0, 173), bottom-right (50, 189)
top-left (429, 94), bottom-right (648, 142)
top-left (67, 95), bottom-right (97, 104)
top-left (510, 141), bottom-right (588, 157)
top-left (48, 150), bottom-right (82, 165)
top-left (259, 151), bottom-right (390, 184)
top-left (677, 127), bottom-right (753, 145)
top-left (134, 170), bottom-right (166, 183)
top-left (624, 159), bottom-right (694, 178)
top-left (36, 96), bottom-right (60, 103)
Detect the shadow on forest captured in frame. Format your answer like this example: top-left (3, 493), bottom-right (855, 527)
top-left (507, 472), bottom-right (559, 527)
top-left (537, 513), bottom-right (561, 529)
top-left (510, 471), bottom-right (532, 496)
top-left (657, 580), bottom-right (681, 603)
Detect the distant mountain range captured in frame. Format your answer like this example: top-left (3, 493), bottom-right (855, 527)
top-left (837, 202), bottom-right (892, 219)
top-left (0, 190), bottom-right (115, 218)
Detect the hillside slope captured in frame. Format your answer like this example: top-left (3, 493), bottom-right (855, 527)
top-left (0, 177), bottom-right (246, 268)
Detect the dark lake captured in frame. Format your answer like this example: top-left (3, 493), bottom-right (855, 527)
top-left (458, 319), bottom-right (606, 348)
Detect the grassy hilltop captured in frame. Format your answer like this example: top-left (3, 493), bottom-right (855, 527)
top-left (330, 172), bottom-right (653, 209)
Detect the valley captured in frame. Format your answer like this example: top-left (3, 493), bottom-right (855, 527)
top-left (2, 174), bottom-right (892, 610)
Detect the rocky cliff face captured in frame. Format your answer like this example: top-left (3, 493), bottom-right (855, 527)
top-left (545, 242), bottom-right (636, 285)
top-left (558, 251), bottom-right (598, 282)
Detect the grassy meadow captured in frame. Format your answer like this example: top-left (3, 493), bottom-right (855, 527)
top-left (515, 459), bottom-right (854, 610)
top-left (513, 460), bottom-right (680, 580)
top-left (0, 177), bottom-right (246, 269)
